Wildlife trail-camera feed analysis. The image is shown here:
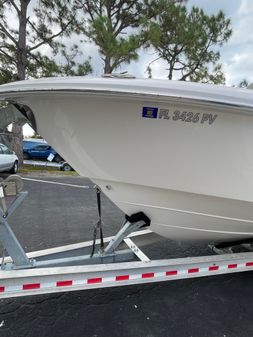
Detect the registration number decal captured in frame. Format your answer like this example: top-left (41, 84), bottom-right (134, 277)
top-left (142, 107), bottom-right (218, 125)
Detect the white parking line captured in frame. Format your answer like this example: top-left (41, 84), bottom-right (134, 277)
top-left (22, 177), bottom-right (92, 189)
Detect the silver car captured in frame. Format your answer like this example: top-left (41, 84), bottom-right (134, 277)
top-left (0, 143), bottom-right (18, 173)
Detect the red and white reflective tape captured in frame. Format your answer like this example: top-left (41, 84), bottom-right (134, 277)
top-left (0, 260), bottom-right (253, 297)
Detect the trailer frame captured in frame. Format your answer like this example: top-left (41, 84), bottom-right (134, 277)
top-left (0, 177), bottom-right (253, 299)
top-left (1, 235), bottom-right (253, 299)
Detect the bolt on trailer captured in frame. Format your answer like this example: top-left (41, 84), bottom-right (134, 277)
top-left (0, 175), bottom-right (253, 299)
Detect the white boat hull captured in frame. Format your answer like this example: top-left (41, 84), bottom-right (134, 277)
top-left (94, 179), bottom-right (253, 242)
top-left (1, 78), bottom-right (253, 242)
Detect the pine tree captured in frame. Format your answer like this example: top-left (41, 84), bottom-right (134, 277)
top-left (77, 0), bottom-right (145, 74)
top-left (143, 1), bottom-right (232, 83)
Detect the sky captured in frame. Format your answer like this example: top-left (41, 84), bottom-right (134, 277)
top-left (188, 0), bottom-right (253, 86)
top-left (106, 0), bottom-right (253, 86)
top-left (19, 0), bottom-right (253, 87)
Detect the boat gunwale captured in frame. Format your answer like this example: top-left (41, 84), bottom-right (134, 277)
top-left (0, 88), bottom-right (253, 115)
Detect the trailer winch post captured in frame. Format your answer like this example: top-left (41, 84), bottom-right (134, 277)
top-left (0, 190), bottom-right (32, 269)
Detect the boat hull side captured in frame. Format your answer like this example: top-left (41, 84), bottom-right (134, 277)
top-left (19, 91), bottom-right (253, 202)
top-left (6, 91), bottom-right (253, 242)
top-left (93, 179), bottom-right (253, 242)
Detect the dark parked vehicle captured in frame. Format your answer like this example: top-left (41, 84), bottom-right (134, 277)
top-left (23, 140), bottom-right (63, 162)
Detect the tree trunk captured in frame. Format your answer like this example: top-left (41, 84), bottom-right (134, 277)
top-left (10, 124), bottom-right (23, 164)
top-left (104, 56), bottom-right (112, 74)
top-left (13, 0), bottom-right (30, 166)
top-left (17, 1), bottom-right (29, 81)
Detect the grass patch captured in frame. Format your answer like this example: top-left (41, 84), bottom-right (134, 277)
top-left (20, 164), bottom-right (78, 175)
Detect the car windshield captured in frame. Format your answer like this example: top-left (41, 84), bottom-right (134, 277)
top-left (0, 144), bottom-right (11, 154)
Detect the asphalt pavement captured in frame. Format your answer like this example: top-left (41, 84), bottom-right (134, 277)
top-left (0, 175), bottom-right (252, 337)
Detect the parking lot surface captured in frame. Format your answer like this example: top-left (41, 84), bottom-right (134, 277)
top-left (0, 175), bottom-right (252, 337)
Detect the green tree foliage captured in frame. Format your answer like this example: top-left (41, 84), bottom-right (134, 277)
top-left (238, 79), bottom-right (249, 88)
top-left (143, 1), bottom-right (232, 84)
top-left (0, 0), bottom-right (92, 82)
top-left (77, 0), bottom-right (145, 74)
top-left (0, 63), bottom-right (13, 84)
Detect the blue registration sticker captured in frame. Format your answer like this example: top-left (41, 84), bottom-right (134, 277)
top-left (142, 107), bottom-right (158, 119)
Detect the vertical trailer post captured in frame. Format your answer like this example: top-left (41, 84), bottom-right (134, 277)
top-left (0, 188), bottom-right (32, 269)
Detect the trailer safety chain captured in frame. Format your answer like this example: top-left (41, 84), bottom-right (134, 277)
top-left (90, 186), bottom-right (104, 257)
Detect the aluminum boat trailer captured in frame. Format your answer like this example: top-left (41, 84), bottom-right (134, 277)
top-left (0, 176), bottom-right (253, 299)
